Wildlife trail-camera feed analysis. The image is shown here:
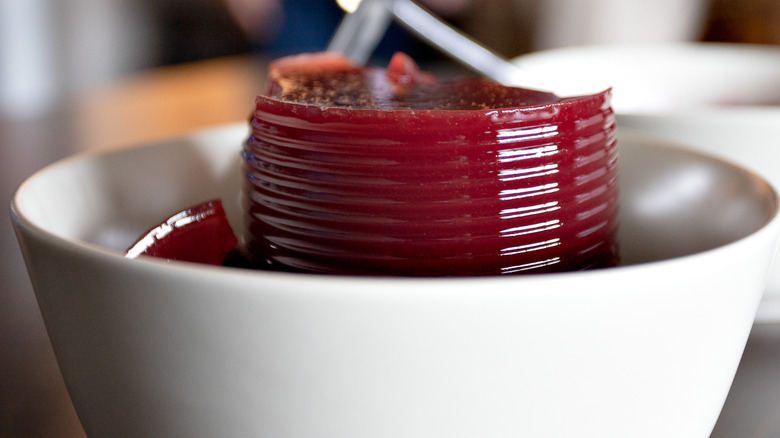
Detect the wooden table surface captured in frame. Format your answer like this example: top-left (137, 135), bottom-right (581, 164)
top-left (3, 54), bottom-right (780, 437)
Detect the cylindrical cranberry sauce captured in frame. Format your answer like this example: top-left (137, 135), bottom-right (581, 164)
top-left (243, 55), bottom-right (618, 276)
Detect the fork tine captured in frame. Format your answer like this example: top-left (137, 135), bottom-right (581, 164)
top-left (327, 0), bottom-right (393, 64)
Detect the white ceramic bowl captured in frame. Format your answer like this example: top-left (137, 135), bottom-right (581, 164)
top-left (11, 125), bottom-right (780, 438)
top-left (515, 42), bottom-right (780, 321)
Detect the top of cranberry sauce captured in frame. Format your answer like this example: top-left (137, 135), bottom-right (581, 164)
top-left (264, 52), bottom-right (562, 110)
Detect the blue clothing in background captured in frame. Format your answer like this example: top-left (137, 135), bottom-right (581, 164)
top-left (261, 0), bottom-right (440, 65)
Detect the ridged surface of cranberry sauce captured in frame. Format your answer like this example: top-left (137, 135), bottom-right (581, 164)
top-left (243, 53), bottom-right (618, 276)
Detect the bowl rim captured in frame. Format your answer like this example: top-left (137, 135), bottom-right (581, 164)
top-left (10, 125), bottom-right (780, 286)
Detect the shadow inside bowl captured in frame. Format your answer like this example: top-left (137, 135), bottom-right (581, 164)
top-left (617, 131), bottom-right (777, 265)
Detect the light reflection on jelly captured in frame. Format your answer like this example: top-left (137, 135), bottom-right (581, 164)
top-left (501, 238), bottom-right (562, 256)
top-left (497, 144), bottom-right (560, 162)
top-left (499, 183), bottom-right (560, 201)
top-left (501, 257), bottom-right (562, 274)
top-left (500, 219), bottom-right (562, 237)
top-left (498, 164), bottom-right (559, 182)
top-left (496, 125), bottom-right (560, 144)
top-left (499, 201), bottom-right (561, 219)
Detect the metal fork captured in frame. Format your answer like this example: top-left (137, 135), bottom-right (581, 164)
top-left (326, 0), bottom-right (530, 87)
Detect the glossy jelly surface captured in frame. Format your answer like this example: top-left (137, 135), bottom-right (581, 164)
top-left (126, 199), bottom-right (238, 266)
top-left (243, 54), bottom-right (618, 276)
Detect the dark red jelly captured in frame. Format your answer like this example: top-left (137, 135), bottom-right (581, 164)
top-left (242, 53), bottom-right (618, 276)
top-left (126, 199), bottom-right (238, 266)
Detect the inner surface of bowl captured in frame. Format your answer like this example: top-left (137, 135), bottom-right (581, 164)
top-left (13, 125), bottom-right (775, 266)
top-left (11, 125), bottom-right (780, 438)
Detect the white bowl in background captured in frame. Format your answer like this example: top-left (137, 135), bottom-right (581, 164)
top-left (515, 42), bottom-right (780, 321)
top-left (11, 125), bottom-right (780, 438)
top-left (514, 42), bottom-right (780, 112)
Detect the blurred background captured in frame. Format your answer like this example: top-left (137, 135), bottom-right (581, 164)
top-left (2, 0), bottom-right (780, 436)
top-left (3, 0), bottom-right (780, 120)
